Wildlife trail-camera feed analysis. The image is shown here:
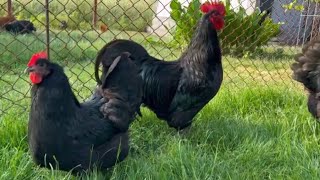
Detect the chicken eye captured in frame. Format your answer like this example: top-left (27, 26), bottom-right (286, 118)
top-left (38, 62), bottom-right (45, 67)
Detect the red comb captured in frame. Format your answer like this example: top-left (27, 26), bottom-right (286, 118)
top-left (200, 0), bottom-right (226, 16)
top-left (27, 51), bottom-right (48, 67)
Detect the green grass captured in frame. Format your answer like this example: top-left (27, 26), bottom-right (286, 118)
top-left (1, 31), bottom-right (320, 179)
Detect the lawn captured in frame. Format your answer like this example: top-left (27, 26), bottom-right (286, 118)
top-left (1, 30), bottom-right (320, 179)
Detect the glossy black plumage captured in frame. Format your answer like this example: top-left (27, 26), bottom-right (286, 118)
top-left (28, 54), bottom-right (142, 173)
top-left (95, 10), bottom-right (223, 130)
top-left (291, 38), bottom-right (320, 119)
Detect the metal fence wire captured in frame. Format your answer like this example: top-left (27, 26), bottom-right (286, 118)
top-left (0, 0), bottom-right (318, 117)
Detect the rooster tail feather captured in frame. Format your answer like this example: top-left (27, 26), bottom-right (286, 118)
top-left (95, 48), bottom-right (105, 85)
top-left (101, 55), bottom-right (122, 89)
top-left (94, 40), bottom-right (121, 85)
top-left (101, 52), bottom-right (132, 89)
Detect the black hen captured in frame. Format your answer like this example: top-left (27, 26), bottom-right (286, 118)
top-left (4, 20), bottom-right (36, 34)
top-left (95, 3), bottom-right (225, 130)
top-left (27, 52), bottom-right (142, 173)
top-left (291, 38), bottom-right (320, 119)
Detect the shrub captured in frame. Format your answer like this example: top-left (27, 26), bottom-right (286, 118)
top-left (169, 0), bottom-right (281, 57)
top-left (170, 0), bottom-right (202, 46)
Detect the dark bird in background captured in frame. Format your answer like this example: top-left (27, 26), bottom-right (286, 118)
top-left (291, 38), bottom-right (320, 119)
top-left (4, 20), bottom-right (36, 34)
top-left (95, 1), bottom-right (226, 130)
top-left (59, 20), bottom-right (68, 30)
top-left (27, 51), bottom-right (142, 173)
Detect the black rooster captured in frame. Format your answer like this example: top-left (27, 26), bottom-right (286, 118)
top-left (292, 38), bottom-right (320, 119)
top-left (27, 52), bottom-right (142, 173)
top-left (95, 1), bottom-right (226, 130)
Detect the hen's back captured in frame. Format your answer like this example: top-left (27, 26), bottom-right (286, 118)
top-left (292, 38), bottom-right (320, 118)
top-left (292, 38), bottom-right (320, 91)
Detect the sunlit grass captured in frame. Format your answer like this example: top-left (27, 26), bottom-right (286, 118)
top-left (1, 31), bottom-right (318, 179)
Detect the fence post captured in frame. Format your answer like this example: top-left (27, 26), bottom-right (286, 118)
top-left (7, 0), bottom-right (12, 15)
top-left (45, 0), bottom-right (50, 58)
top-left (93, 0), bottom-right (98, 28)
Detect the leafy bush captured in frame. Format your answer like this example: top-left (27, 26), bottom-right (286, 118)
top-left (169, 0), bottom-right (281, 57)
top-left (0, 0), bottom-right (156, 32)
top-left (170, 0), bottom-right (202, 46)
top-left (220, 0), bottom-right (281, 56)
top-left (282, 0), bottom-right (304, 12)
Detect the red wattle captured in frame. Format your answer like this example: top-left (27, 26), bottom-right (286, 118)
top-left (211, 17), bottom-right (225, 30)
top-left (30, 72), bottom-right (43, 84)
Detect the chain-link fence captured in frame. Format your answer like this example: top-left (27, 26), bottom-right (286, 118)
top-left (0, 0), bottom-right (317, 118)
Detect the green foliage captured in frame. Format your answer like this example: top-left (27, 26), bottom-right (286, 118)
top-left (0, 0), bottom-right (156, 32)
top-left (220, 0), bottom-right (282, 57)
top-left (283, 0), bottom-right (304, 12)
top-left (170, 0), bottom-right (202, 46)
top-left (282, 0), bottom-right (320, 12)
top-left (169, 0), bottom-right (281, 57)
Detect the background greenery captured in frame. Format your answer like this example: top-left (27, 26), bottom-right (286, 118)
top-left (0, 0), bottom-right (156, 31)
top-left (168, 0), bottom-right (281, 57)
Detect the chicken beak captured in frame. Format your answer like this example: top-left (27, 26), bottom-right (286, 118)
top-left (24, 67), bottom-right (34, 74)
